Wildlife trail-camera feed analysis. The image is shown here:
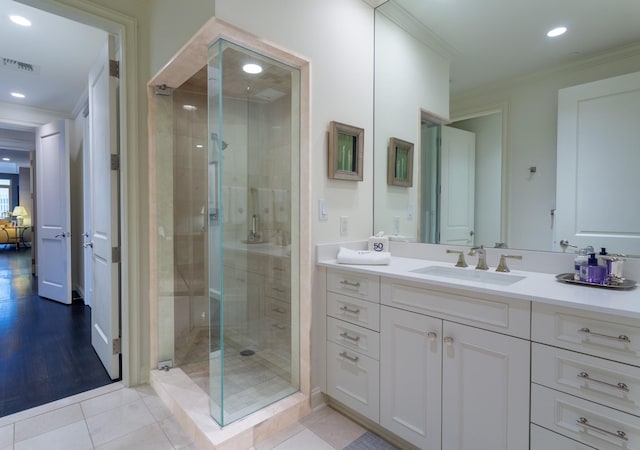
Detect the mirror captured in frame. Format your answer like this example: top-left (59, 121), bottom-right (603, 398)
top-left (373, 0), bottom-right (640, 254)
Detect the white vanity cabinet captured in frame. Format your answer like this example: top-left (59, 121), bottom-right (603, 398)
top-left (325, 269), bottom-right (381, 422)
top-left (380, 278), bottom-right (530, 450)
top-left (531, 303), bottom-right (640, 449)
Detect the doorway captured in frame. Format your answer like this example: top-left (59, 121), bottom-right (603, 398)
top-left (0, 2), bottom-right (126, 414)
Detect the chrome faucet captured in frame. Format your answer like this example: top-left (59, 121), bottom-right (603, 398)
top-left (468, 245), bottom-right (489, 270)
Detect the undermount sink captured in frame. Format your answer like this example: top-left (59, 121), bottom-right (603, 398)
top-left (410, 265), bottom-right (526, 286)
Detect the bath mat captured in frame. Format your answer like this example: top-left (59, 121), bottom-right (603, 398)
top-left (344, 431), bottom-right (397, 450)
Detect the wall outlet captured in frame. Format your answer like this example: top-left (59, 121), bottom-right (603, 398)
top-left (407, 204), bottom-right (414, 220)
top-left (340, 216), bottom-right (348, 236)
top-left (318, 199), bottom-right (328, 221)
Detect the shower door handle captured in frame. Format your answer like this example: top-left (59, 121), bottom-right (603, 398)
top-left (83, 241), bottom-right (94, 248)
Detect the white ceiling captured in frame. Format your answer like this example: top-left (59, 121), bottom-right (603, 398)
top-left (0, 0), bottom-right (106, 167)
top-left (386, 0), bottom-right (640, 93)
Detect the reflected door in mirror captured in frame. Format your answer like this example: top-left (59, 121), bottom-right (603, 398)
top-left (555, 71), bottom-right (640, 255)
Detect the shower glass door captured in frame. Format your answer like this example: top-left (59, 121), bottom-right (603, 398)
top-left (208, 39), bottom-right (300, 426)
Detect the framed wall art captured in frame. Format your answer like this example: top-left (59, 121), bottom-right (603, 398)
top-left (328, 121), bottom-right (364, 181)
top-left (387, 137), bottom-right (414, 187)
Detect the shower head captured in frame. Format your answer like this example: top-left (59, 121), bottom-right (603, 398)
top-left (211, 132), bottom-right (229, 150)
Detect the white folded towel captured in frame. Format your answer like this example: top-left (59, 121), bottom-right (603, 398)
top-left (336, 247), bottom-right (391, 265)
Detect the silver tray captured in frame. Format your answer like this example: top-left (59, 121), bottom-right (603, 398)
top-left (555, 273), bottom-right (637, 290)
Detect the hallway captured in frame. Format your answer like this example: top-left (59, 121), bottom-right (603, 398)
top-left (0, 247), bottom-right (113, 417)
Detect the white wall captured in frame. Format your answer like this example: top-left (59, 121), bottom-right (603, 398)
top-left (451, 48), bottom-right (640, 251)
top-left (215, 0), bottom-right (375, 245)
top-left (373, 12), bottom-right (450, 240)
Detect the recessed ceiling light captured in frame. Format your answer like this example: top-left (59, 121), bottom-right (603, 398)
top-left (547, 26), bottom-right (567, 38)
top-left (182, 104), bottom-right (197, 111)
top-left (10, 92), bottom-right (25, 99)
top-left (9, 15), bottom-right (31, 27)
top-left (243, 63), bottom-right (263, 74)
top-left (195, 144), bottom-right (204, 149)
top-left (2, 158), bottom-right (10, 162)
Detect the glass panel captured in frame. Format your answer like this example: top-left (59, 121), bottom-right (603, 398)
top-left (208, 39), bottom-right (300, 426)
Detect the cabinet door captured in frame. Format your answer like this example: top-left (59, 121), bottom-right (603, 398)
top-left (442, 322), bottom-right (530, 450)
top-left (380, 305), bottom-right (442, 449)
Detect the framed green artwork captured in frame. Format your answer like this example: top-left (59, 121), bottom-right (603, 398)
top-left (387, 137), bottom-right (414, 187)
top-left (328, 121), bottom-right (364, 181)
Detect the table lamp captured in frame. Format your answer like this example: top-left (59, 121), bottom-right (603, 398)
top-left (12, 206), bottom-right (27, 226)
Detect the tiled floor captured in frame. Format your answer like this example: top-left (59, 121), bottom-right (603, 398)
top-left (0, 381), bottom-right (391, 450)
top-left (0, 383), bottom-right (197, 450)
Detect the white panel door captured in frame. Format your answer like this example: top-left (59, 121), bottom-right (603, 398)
top-left (440, 125), bottom-right (476, 245)
top-left (442, 321), bottom-right (530, 450)
top-left (89, 36), bottom-right (120, 379)
top-left (380, 305), bottom-right (442, 449)
top-left (36, 120), bottom-right (71, 304)
top-left (82, 107), bottom-right (93, 308)
top-left (556, 71), bottom-right (640, 254)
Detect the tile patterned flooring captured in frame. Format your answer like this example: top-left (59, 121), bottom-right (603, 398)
top-left (0, 381), bottom-right (385, 449)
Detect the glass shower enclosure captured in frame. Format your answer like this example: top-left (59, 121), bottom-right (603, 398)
top-left (208, 39), bottom-right (300, 426)
top-left (154, 37), bottom-right (300, 427)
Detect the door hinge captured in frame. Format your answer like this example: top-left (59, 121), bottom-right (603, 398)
top-left (109, 59), bottom-right (120, 78)
top-left (112, 246), bottom-right (121, 263)
top-left (112, 338), bottom-right (121, 355)
top-left (111, 154), bottom-right (120, 171)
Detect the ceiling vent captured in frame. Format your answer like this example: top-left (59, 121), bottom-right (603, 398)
top-left (1, 57), bottom-right (39, 75)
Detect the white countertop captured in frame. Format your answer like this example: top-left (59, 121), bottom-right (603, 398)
top-left (318, 256), bottom-right (640, 319)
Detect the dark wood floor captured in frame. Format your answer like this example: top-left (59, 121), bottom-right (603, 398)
top-left (0, 246), bottom-right (114, 417)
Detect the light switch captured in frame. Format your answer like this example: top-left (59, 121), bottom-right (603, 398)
top-left (407, 204), bottom-right (414, 220)
top-left (318, 199), bottom-right (328, 221)
top-left (393, 216), bottom-right (400, 235)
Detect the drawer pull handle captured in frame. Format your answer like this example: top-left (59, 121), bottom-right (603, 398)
top-left (340, 280), bottom-right (361, 288)
top-left (444, 336), bottom-right (454, 347)
top-left (578, 327), bottom-right (630, 343)
top-left (339, 351), bottom-right (359, 363)
top-left (340, 305), bottom-right (361, 314)
top-left (273, 267), bottom-right (285, 272)
top-left (427, 331), bottom-right (438, 342)
top-left (272, 307), bottom-right (286, 313)
top-left (340, 332), bottom-right (360, 342)
top-left (578, 371), bottom-right (629, 392)
top-left (576, 417), bottom-right (628, 441)
top-left (272, 324), bottom-right (286, 330)
top-left (272, 287), bottom-right (286, 293)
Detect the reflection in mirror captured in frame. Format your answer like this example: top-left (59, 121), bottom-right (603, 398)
top-left (387, 137), bottom-right (414, 187)
top-left (373, 0), bottom-right (640, 255)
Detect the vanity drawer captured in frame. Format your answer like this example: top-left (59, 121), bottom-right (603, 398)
top-left (380, 278), bottom-right (530, 339)
top-left (327, 269), bottom-right (380, 303)
top-left (532, 343), bottom-right (640, 417)
top-left (327, 341), bottom-right (380, 423)
top-left (266, 297), bottom-right (291, 323)
top-left (531, 383), bottom-right (640, 449)
top-left (265, 277), bottom-right (290, 302)
top-left (531, 424), bottom-right (596, 450)
top-left (327, 292), bottom-right (380, 331)
top-left (327, 316), bottom-right (380, 360)
top-left (532, 303), bottom-right (640, 366)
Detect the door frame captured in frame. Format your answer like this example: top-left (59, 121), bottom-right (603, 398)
top-left (14, 0), bottom-right (141, 386)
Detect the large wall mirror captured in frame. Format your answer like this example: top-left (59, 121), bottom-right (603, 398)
top-left (373, 0), bottom-right (640, 256)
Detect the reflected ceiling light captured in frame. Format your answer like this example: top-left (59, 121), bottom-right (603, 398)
top-left (195, 144), bottom-right (204, 149)
top-left (547, 26), bottom-right (567, 37)
top-left (2, 158), bottom-right (9, 161)
top-left (10, 92), bottom-right (25, 99)
top-left (182, 104), bottom-right (197, 111)
top-left (242, 63), bottom-right (263, 74)
top-left (9, 15), bottom-right (31, 26)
